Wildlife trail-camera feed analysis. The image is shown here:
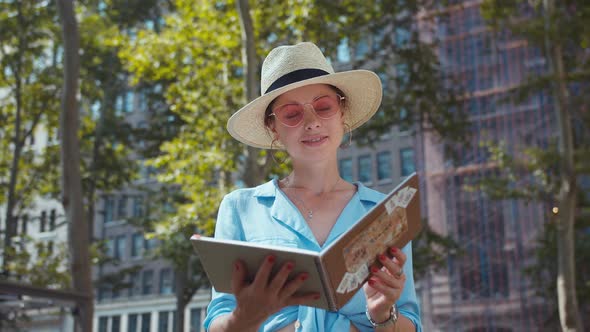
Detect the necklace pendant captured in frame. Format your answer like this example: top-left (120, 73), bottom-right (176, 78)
top-left (307, 210), bottom-right (313, 219)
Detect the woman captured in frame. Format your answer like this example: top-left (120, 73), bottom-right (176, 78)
top-left (204, 42), bottom-right (422, 332)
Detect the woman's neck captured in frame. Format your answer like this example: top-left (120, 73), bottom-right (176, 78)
top-left (284, 160), bottom-right (344, 194)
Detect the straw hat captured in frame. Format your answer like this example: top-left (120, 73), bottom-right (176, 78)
top-left (227, 42), bottom-right (382, 149)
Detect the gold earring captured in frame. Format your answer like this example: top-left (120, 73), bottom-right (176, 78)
top-left (340, 123), bottom-right (352, 149)
top-left (270, 138), bottom-right (288, 164)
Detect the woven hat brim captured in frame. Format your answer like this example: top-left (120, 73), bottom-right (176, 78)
top-left (227, 70), bottom-right (382, 149)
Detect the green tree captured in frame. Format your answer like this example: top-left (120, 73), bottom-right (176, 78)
top-left (1, 1), bottom-right (154, 329)
top-left (0, 0), bottom-right (62, 275)
top-left (478, 0), bottom-right (590, 330)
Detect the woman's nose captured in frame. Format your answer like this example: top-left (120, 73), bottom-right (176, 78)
top-left (302, 104), bottom-right (321, 129)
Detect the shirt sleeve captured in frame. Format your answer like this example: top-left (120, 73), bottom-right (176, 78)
top-left (203, 193), bottom-right (244, 331)
top-left (396, 241), bottom-right (422, 332)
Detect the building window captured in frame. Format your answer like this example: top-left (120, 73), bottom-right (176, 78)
top-left (355, 36), bottom-right (369, 60)
top-left (160, 268), bottom-right (174, 295)
top-left (115, 235), bottom-right (126, 259)
top-left (132, 233), bottom-right (144, 257)
top-left (399, 108), bottom-right (410, 132)
top-left (125, 91), bottom-right (135, 113)
top-left (395, 27), bottom-right (410, 47)
top-left (20, 214), bottom-right (28, 234)
top-left (40, 211), bottom-right (47, 232)
top-left (98, 316), bottom-right (108, 332)
top-left (117, 195), bottom-right (128, 219)
top-left (133, 196), bottom-right (145, 217)
top-left (141, 313), bottom-right (151, 332)
top-left (190, 308), bottom-right (202, 332)
top-left (337, 38), bottom-right (350, 63)
top-left (115, 95), bottom-right (124, 115)
top-left (49, 209), bottom-right (56, 231)
top-left (129, 271), bottom-right (141, 297)
top-left (396, 63), bottom-right (410, 88)
top-left (142, 270), bottom-right (154, 295)
top-left (358, 155), bottom-right (373, 183)
top-left (400, 148), bottom-right (415, 176)
top-left (339, 158), bottom-right (353, 182)
top-left (112, 315), bottom-right (121, 332)
top-left (112, 285), bottom-right (120, 300)
top-left (158, 311), bottom-right (169, 332)
top-left (377, 151), bottom-right (392, 181)
top-left (104, 196), bottom-right (115, 223)
top-left (145, 237), bottom-right (158, 253)
top-left (106, 238), bottom-right (115, 258)
top-left (128, 313), bottom-right (138, 332)
top-left (157, 311), bottom-right (175, 332)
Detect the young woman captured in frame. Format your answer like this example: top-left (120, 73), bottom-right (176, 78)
top-left (204, 42), bottom-right (422, 332)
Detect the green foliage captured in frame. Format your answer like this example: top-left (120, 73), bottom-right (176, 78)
top-left (8, 238), bottom-right (71, 289)
top-left (0, 0), bottom-right (63, 209)
top-left (477, 1), bottom-right (590, 327)
top-left (524, 207), bottom-right (590, 326)
top-left (472, 140), bottom-right (563, 202)
top-left (0, 0), bottom-right (146, 299)
top-left (412, 221), bottom-right (463, 280)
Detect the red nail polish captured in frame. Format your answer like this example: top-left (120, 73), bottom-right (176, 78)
top-left (368, 279), bottom-right (376, 286)
top-left (371, 266), bottom-right (379, 274)
top-left (300, 273), bottom-right (308, 281)
top-left (286, 262), bottom-right (294, 271)
top-left (390, 247), bottom-right (398, 253)
top-left (379, 254), bottom-right (387, 261)
top-left (267, 255), bottom-right (275, 264)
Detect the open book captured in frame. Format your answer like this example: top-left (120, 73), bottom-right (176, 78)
top-left (191, 173), bottom-right (421, 311)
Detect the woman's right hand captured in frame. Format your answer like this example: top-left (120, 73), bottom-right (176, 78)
top-left (228, 255), bottom-right (319, 331)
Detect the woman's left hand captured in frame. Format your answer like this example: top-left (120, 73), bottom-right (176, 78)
top-left (363, 247), bottom-right (406, 323)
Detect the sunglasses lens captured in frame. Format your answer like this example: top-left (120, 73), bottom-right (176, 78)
top-left (276, 104), bottom-right (304, 126)
top-left (312, 96), bottom-right (339, 119)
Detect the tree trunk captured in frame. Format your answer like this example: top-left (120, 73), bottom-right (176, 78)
top-left (2, 0), bottom-right (25, 277)
top-left (56, 1), bottom-right (93, 331)
top-left (175, 269), bottom-right (189, 332)
top-left (543, 0), bottom-right (583, 331)
top-left (236, 0), bottom-right (269, 186)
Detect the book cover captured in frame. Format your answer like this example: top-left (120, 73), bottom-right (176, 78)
top-left (191, 173), bottom-right (421, 311)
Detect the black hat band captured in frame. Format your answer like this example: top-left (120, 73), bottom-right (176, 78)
top-left (264, 68), bottom-right (330, 94)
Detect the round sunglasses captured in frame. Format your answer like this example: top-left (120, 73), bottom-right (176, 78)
top-left (268, 94), bottom-right (345, 127)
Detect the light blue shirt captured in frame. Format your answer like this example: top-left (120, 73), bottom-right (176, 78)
top-left (203, 179), bottom-right (422, 331)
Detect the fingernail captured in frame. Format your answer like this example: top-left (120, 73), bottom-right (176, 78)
top-left (234, 263), bottom-right (240, 271)
top-left (371, 266), bottom-right (379, 274)
top-left (286, 262), bottom-right (294, 271)
top-left (368, 279), bottom-right (376, 286)
top-left (379, 254), bottom-right (387, 262)
top-left (313, 294), bottom-right (320, 300)
top-left (300, 273), bottom-right (308, 281)
top-left (390, 247), bottom-right (398, 254)
top-left (267, 255), bottom-right (275, 264)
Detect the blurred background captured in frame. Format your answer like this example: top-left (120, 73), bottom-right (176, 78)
top-left (0, 0), bottom-right (588, 331)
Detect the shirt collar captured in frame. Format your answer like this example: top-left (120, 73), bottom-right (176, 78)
top-left (252, 177), bottom-right (383, 204)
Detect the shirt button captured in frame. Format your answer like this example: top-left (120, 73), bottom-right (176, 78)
top-left (294, 320), bottom-right (301, 329)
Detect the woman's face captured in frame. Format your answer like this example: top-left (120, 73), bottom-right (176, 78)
top-left (269, 84), bottom-right (345, 163)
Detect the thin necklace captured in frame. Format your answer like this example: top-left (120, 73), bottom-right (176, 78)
top-left (284, 176), bottom-right (341, 221)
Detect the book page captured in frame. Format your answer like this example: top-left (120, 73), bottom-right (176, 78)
top-left (320, 173), bottom-right (421, 309)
